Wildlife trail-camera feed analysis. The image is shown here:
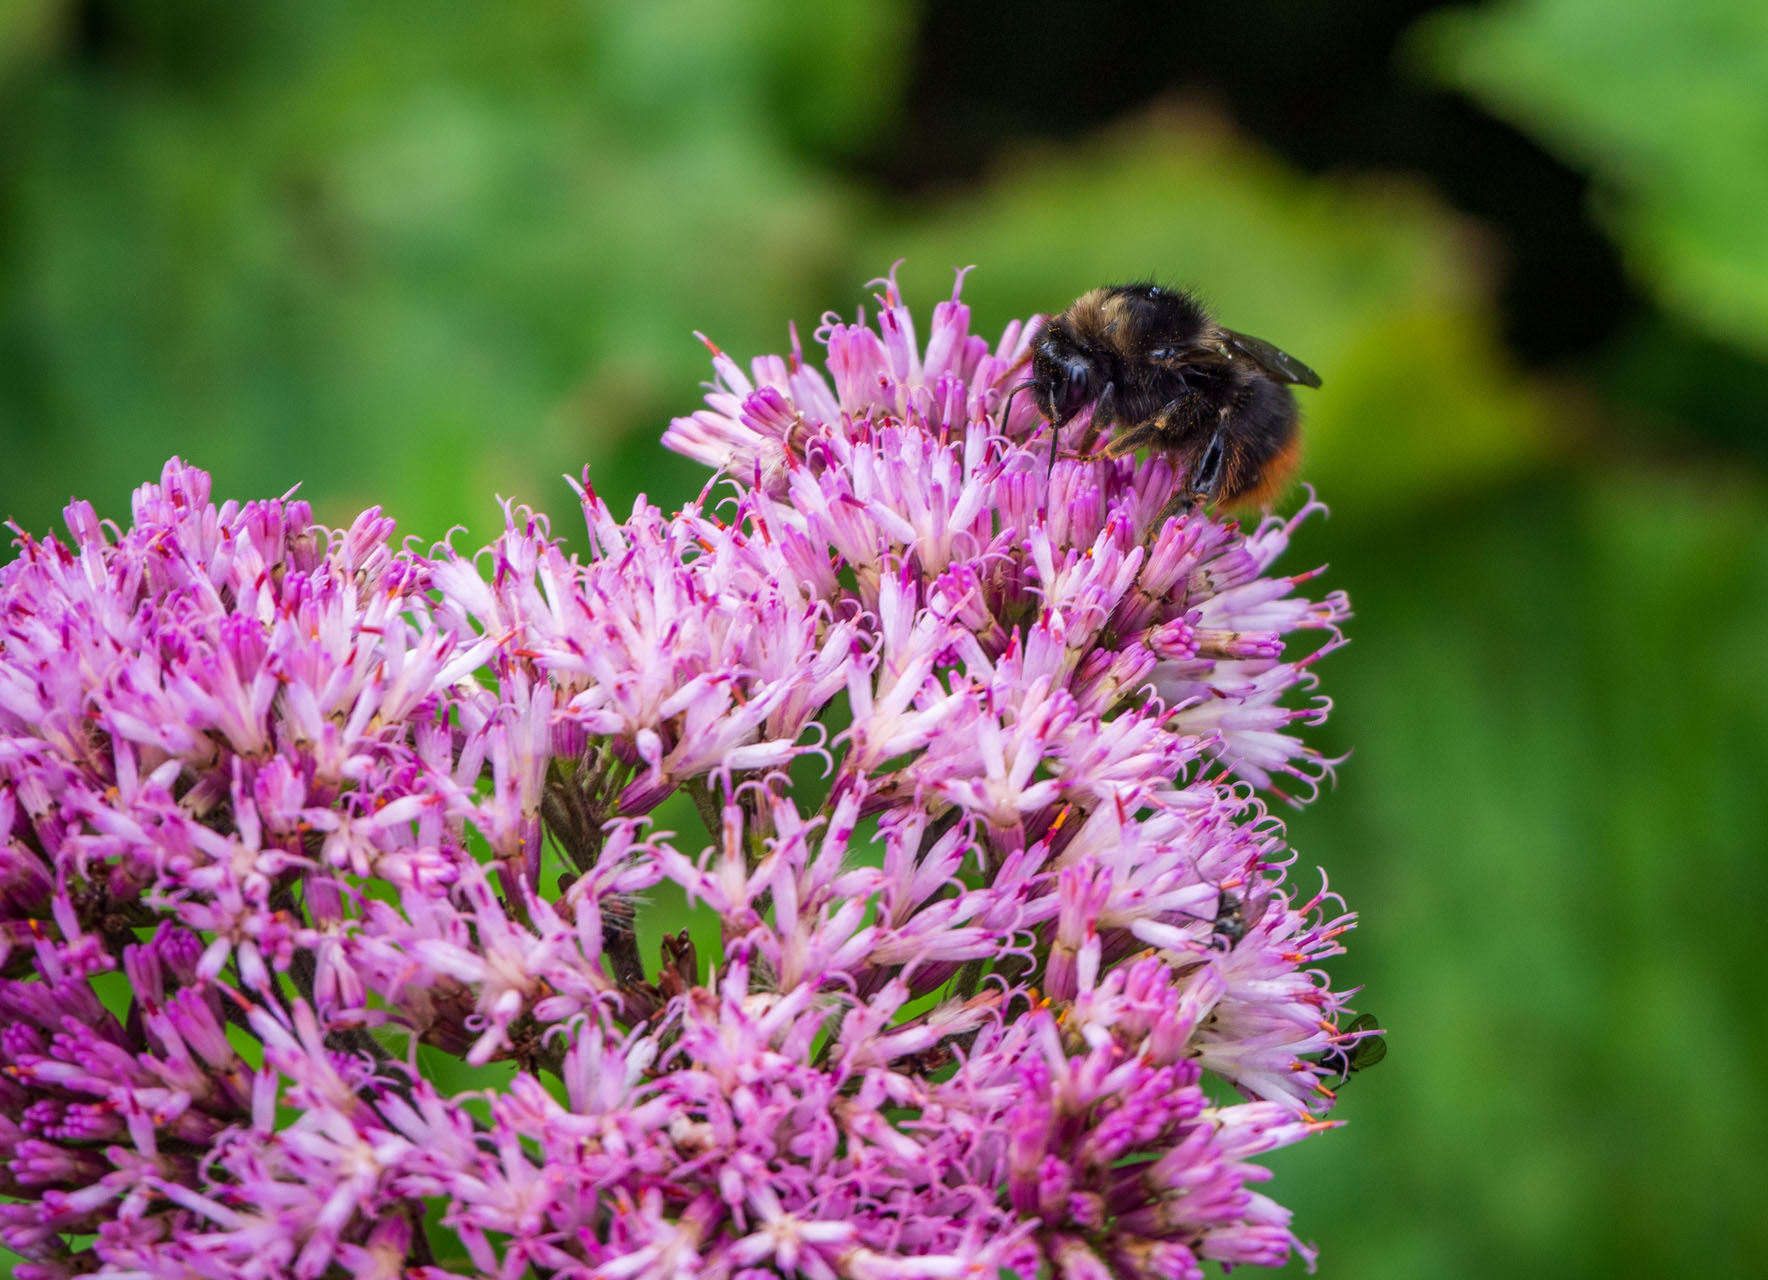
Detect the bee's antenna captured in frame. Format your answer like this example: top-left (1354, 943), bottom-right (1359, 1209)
top-left (997, 378), bottom-right (1060, 478)
top-left (998, 379), bottom-right (1034, 431)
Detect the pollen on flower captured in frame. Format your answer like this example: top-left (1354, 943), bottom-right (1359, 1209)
top-left (0, 269), bottom-right (1369, 1279)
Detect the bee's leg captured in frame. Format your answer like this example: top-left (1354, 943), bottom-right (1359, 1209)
top-left (1189, 428), bottom-right (1227, 502)
top-left (1074, 382), bottom-right (1118, 456)
top-left (1148, 428), bottom-right (1227, 533)
top-left (1048, 382), bottom-right (1118, 479)
top-left (1098, 418), bottom-right (1162, 459)
top-left (1148, 493), bottom-right (1188, 533)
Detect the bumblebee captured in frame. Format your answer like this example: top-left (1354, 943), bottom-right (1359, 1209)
top-left (1029, 283), bottom-right (1322, 510)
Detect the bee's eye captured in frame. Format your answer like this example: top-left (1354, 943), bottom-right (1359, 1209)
top-left (1061, 361), bottom-right (1092, 416)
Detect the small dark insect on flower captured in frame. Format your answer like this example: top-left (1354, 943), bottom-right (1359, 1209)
top-left (1021, 283), bottom-right (1323, 513)
top-left (1210, 882), bottom-right (1273, 950)
top-left (1320, 1011), bottom-right (1389, 1087)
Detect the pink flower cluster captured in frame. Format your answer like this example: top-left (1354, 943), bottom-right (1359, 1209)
top-left (1, 269), bottom-right (1366, 1278)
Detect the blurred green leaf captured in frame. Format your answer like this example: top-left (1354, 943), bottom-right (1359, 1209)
top-left (751, 0), bottom-right (914, 156)
top-left (0, 0), bottom-right (892, 547)
top-left (861, 107), bottom-right (1562, 517)
top-left (1417, 0), bottom-right (1768, 356)
top-left (1275, 464), bottom-right (1768, 1279)
top-left (0, 0), bottom-right (59, 84)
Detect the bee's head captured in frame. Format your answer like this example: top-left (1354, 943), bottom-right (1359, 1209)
top-left (1031, 323), bottom-right (1099, 425)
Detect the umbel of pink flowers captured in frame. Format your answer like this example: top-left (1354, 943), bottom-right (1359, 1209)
top-left (0, 269), bottom-right (1368, 1279)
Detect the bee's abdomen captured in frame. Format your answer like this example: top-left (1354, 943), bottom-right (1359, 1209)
top-left (1220, 433), bottom-right (1303, 510)
top-left (1218, 379), bottom-right (1302, 508)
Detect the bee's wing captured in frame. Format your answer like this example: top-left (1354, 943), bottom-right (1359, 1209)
top-left (1219, 328), bottom-right (1323, 388)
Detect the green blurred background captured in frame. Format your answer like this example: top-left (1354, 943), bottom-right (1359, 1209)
top-left (3, 1), bottom-right (1765, 1275)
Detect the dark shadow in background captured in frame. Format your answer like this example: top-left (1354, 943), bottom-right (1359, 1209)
top-left (861, 1), bottom-right (1631, 364)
